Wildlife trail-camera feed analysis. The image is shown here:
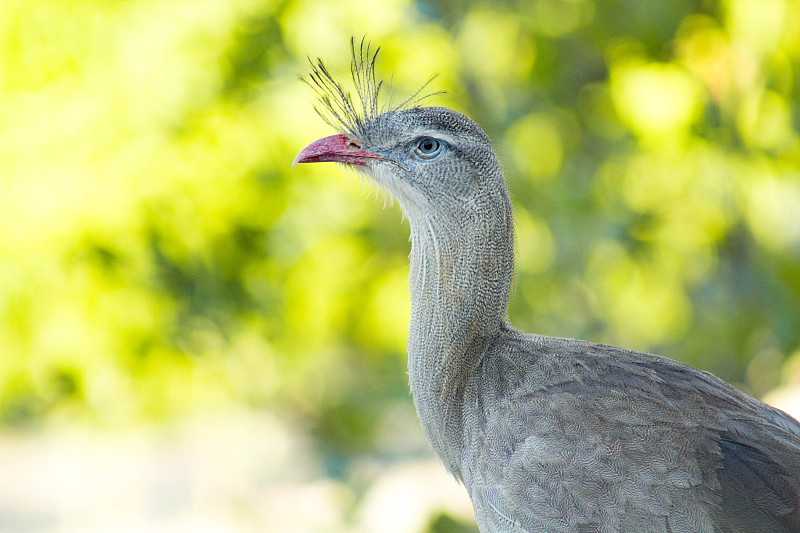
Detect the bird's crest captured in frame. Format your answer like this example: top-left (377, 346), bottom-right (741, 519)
top-left (303, 37), bottom-right (442, 137)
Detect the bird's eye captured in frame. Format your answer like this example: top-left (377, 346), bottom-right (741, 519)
top-left (414, 137), bottom-right (443, 159)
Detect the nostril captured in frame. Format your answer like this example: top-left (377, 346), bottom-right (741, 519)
top-left (348, 141), bottom-right (361, 150)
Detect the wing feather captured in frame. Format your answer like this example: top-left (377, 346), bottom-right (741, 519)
top-left (462, 331), bottom-right (800, 532)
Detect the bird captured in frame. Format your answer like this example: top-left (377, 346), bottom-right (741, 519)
top-left (293, 40), bottom-right (800, 533)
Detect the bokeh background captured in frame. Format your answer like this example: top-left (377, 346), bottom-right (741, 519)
top-left (2, 0), bottom-right (800, 532)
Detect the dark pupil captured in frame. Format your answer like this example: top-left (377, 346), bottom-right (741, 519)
top-left (420, 139), bottom-right (437, 153)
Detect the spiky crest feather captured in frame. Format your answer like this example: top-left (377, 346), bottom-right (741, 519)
top-left (303, 37), bottom-right (442, 138)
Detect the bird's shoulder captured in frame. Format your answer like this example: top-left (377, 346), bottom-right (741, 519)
top-left (460, 327), bottom-right (800, 532)
top-left (474, 328), bottom-right (797, 434)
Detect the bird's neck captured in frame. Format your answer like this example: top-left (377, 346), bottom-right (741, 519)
top-left (405, 192), bottom-right (514, 479)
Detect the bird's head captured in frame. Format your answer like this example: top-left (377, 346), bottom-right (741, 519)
top-left (294, 39), bottom-right (515, 349)
top-left (293, 40), bottom-right (509, 227)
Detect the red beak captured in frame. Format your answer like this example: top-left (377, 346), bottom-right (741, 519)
top-left (292, 134), bottom-right (382, 167)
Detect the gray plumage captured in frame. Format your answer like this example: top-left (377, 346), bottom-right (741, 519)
top-left (294, 41), bottom-right (800, 533)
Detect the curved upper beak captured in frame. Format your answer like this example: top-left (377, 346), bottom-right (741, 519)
top-left (292, 134), bottom-right (382, 167)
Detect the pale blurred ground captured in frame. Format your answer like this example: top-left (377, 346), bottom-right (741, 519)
top-left (1, 390), bottom-right (798, 533)
top-left (0, 407), bottom-right (476, 533)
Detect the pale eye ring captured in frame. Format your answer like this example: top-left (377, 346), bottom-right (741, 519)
top-left (414, 137), bottom-right (444, 159)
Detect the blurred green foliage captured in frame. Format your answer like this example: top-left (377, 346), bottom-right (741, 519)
top-left (1, 0), bottom-right (799, 466)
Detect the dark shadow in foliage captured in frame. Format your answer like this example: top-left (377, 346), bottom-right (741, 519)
top-left (427, 512), bottom-right (480, 533)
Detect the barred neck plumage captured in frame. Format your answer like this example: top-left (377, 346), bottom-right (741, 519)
top-left (405, 181), bottom-right (515, 479)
